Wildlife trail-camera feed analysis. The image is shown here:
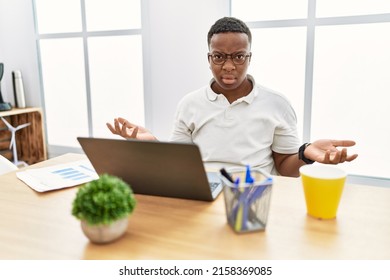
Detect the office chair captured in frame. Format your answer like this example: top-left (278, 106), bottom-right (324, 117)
top-left (0, 154), bottom-right (17, 175)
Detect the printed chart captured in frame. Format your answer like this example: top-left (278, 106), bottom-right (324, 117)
top-left (16, 160), bottom-right (99, 192)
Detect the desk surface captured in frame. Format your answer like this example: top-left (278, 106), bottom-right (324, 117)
top-left (0, 153), bottom-right (389, 260)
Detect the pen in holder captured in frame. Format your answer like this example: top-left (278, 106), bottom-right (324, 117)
top-left (219, 166), bottom-right (273, 233)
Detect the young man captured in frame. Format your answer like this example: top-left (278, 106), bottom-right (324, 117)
top-left (107, 17), bottom-right (358, 177)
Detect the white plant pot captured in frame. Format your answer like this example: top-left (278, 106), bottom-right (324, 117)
top-left (81, 217), bottom-right (129, 244)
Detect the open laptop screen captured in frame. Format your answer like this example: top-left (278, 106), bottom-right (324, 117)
top-left (77, 137), bottom-right (222, 201)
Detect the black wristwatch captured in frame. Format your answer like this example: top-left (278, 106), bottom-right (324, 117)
top-left (299, 143), bottom-right (315, 164)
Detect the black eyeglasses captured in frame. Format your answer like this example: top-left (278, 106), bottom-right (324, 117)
top-left (208, 52), bottom-right (251, 65)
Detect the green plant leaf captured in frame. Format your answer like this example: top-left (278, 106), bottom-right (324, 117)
top-left (72, 174), bottom-right (137, 225)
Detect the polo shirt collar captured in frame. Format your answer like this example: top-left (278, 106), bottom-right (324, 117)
top-left (206, 75), bottom-right (257, 104)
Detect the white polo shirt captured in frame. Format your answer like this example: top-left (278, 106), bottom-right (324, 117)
top-left (170, 75), bottom-right (301, 174)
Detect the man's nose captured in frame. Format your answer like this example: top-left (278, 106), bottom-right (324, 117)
top-left (222, 57), bottom-right (236, 70)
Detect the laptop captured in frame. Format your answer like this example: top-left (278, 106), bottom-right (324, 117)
top-left (77, 137), bottom-right (223, 201)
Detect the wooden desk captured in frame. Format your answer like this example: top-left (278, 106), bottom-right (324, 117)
top-left (0, 153), bottom-right (389, 260)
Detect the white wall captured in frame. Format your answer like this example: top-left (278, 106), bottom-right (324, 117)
top-left (0, 0), bottom-right (42, 108)
top-left (0, 0), bottom-right (229, 142)
top-left (143, 0), bottom-right (229, 140)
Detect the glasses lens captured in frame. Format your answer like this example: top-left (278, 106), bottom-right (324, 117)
top-left (211, 54), bottom-right (225, 65)
top-left (232, 54), bottom-right (248, 65)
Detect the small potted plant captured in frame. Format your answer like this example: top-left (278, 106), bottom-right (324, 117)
top-left (72, 174), bottom-right (137, 244)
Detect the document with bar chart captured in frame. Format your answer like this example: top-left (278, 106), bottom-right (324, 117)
top-left (16, 160), bottom-right (99, 192)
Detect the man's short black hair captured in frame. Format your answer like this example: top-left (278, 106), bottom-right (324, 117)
top-left (207, 17), bottom-right (252, 47)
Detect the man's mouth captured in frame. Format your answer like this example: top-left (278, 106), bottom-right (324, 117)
top-left (221, 75), bottom-right (235, 84)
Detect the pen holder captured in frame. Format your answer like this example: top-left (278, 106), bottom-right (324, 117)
top-left (220, 167), bottom-right (273, 233)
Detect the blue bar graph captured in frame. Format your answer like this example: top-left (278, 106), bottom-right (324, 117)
top-left (52, 165), bottom-right (93, 181)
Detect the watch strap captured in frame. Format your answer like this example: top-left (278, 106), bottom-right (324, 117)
top-left (299, 143), bottom-right (315, 164)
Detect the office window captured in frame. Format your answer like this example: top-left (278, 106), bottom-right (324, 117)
top-left (34, 0), bottom-right (82, 33)
top-left (316, 0), bottom-right (390, 17)
top-left (88, 35), bottom-right (144, 138)
top-left (85, 0), bottom-right (141, 31)
top-left (249, 27), bottom-right (306, 138)
top-left (34, 0), bottom-right (143, 151)
top-left (232, 0), bottom-right (308, 21)
top-left (39, 38), bottom-right (89, 146)
top-left (232, 0), bottom-right (390, 185)
top-left (312, 23), bottom-right (390, 179)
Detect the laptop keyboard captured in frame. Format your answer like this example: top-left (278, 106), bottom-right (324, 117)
top-left (209, 182), bottom-right (221, 192)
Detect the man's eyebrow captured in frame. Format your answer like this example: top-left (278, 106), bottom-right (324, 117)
top-left (210, 51), bottom-right (248, 55)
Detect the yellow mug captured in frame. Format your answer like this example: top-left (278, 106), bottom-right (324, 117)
top-left (299, 165), bottom-right (346, 219)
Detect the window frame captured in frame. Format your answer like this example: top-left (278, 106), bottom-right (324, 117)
top-left (32, 0), bottom-right (145, 156)
top-left (231, 0), bottom-right (390, 187)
